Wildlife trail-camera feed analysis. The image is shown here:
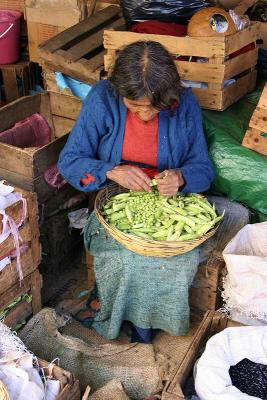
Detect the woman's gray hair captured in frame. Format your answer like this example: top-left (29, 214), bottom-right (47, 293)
top-left (109, 41), bottom-right (183, 110)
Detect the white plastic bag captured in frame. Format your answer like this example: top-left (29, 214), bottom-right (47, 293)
top-left (222, 222), bottom-right (267, 324)
top-left (195, 325), bottom-right (267, 400)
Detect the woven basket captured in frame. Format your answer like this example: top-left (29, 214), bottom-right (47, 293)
top-left (0, 381), bottom-right (10, 400)
top-left (95, 183), bottom-right (218, 257)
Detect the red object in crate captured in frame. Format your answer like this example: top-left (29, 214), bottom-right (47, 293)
top-left (0, 113), bottom-right (52, 148)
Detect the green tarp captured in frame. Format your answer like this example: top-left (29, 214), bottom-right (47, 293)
top-left (203, 83), bottom-right (267, 222)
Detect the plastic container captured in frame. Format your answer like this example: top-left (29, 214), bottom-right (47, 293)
top-left (0, 10), bottom-right (21, 65)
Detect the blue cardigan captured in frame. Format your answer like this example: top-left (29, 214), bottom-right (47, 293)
top-left (58, 80), bottom-right (214, 193)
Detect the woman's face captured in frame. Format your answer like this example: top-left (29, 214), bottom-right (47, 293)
top-left (123, 97), bottom-right (160, 122)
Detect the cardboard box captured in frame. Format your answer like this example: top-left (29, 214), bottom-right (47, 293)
top-left (25, 0), bottom-right (88, 63)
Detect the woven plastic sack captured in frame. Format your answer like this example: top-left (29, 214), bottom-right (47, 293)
top-left (89, 380), bottom-right (129, 400)
top-left (222, 222), bottom-right (267, 325)
top-left (19, 308), bottom-right (161, 398)
top-left (121, 0), bottom-right (212, 25)
top-left (0, 113), bottom-right (51, 148)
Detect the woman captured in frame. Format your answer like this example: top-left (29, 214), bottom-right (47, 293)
top-left (58, 41), bottom-right (215, 343)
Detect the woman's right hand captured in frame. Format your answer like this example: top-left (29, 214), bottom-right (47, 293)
top-left (106, 165), bottom-right (152, 192)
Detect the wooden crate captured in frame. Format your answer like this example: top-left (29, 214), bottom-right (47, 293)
top-left (0, 0), bottom-right (24, 12)
top-left (189, 258), bottom-right (225, 322)
top-left (39, 359), bottom-right (81, 400)
top-left (87, 0), bottom-right (120, 16)
top-left (86, 251), bottom-right (225, 319)
top-left (162, 311), bottom-right (242, 400)
top-left (39, 6), bottom-right (125, 84)
top-left (242, 83), bottom-right (267, 156)
top-left (103, 22), bottom-right (260, 111)
top-left (25, 0), bottom-right (88, 63)
top-left (42, 70), bottom-right (83, 137)
top-left (0, 92), bottom-right (78, 209)
top-left (0, 61), bottom-right (35, 103)
top-left (0, 187), bottom-right (41, 294)
top-left (1, 269), bottom-right (42, 329)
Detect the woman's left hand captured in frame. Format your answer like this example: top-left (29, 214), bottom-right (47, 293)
top-left (155, 169), bottom-right (184, 196)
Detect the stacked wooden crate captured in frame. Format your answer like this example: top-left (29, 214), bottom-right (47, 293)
top-left (0, 93), bottom-right (85, 273)
top-left (25, 0), bottom-right (89, 64)
top-left (39, 6), bottom-right (125, 84)
top-left (0, 187), bottom-right (42, 329)
top-left (103, 22), bottom-right (260, 111)
top-left (242, 83), bottom-right (267, 156)
top-left (42, 69), bottom-right (82, 138)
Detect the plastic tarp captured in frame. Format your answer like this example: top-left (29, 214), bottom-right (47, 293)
top-left (203, 84), bottom-right (267, 222)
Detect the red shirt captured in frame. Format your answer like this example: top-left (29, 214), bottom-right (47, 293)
top-left (81, 110), bottom-right (159, 185)
top-left (122, 110), bottom-right (158, 167)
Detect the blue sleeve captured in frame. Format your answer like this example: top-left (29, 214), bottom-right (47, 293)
top-left (58, 86), bottom-right (116, 192)
top-left (179, 92), bottom-right (215, 193)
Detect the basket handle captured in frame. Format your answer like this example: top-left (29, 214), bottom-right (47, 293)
top-left (0, 23), bottom-right (14, 39)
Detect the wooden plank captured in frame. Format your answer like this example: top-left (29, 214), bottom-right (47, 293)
top-left (0, 144), bottom-right (34, 178)
top-left (225, 22), bottom-right (260, 55)
top-left (66, 17), bottom-right (124, 62)
top-left (40, 6), bottom-right (121, 53)
top-left (0, 251), bottom-right (36, 295)
top-left (31, 269), bottom-right (42, 314)
top-left (27, 192), bottom-right (41, 266)
top-left (0, 199), bottom-right (27, 232)
top-left (225, 48), bottom-right (258, 79)
top-left (103, 30), bottom-right (226, 58)
top-left (25, 5), bottom-right (84, 28)
top-left (192, 87), bottom-right (223, 110)
top-left (50, 92), bottom-right (82, 120)
top-left (53, 115), bottom-right (76, 138)
top-left (249, 107), bottom-right (267, 132)
top-left (40, 48), bottom-right (104, 84)
top-left (208, 57), bottom-right (224, 90)
top-left (0, 167), bottom-right (34, 192)
top-left (39, 92), bottom-right (56, 139)
top-left (0, 224), bottom-right (32, 259)
top-left (0, 94), bottom-right (41, 132)
top-left (4, 300), bottom-right (33, 329)
top-left (176, 59), bottom-right (225, 84)
top-left (222, 70), bottom-right (257, 110)
top-left (2, 68), bottom-right (19, 103)
top-left (33, 134), bottom-right (68, 176)
top-left (258, 84), bottom-right (267, 110)
top-left (242, 127), bottom-right (267, 156)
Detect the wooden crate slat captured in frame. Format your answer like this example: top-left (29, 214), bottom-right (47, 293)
top-left (2, 68), bottom-right (20, 103)
top-left (242, 127), bottom-right (267, 156)
top-left (242, 84), bottom-right (267, 156)
top-left (0, 94), bottom-right (42, 132)
top-left (33, 135), bottom-right (68, 176)
top-left (192, 87), bottom-right (223, 110)
top-left (0, 224), bottom-right (32, 258)
top-left (0, 252), bottom-right (35, 295)
top-left (53, 115), bottom-right (76, 138)
top-left (224, 48), bottom-right (258, 80)
top-left (249, 107), bottom-right (267, 132)
top-left (176, 60), bottom-right (225, 84)
top-left (50, 92), bottom-right (82, 120)
top-left (225, 22), bottom-right (260, 56)
top-left (40, 5), bottom-right (121, 53)
top-left (258, 88), bottom-right (267, 110)
top-left (4, 300), bottom-right (33, 329)
top-left (66, 17), bottom-right (124, 62)
top-left (103, 30), bottom-right (226, 58)
top-left (41, 49), bottom-right (103, 84)
top-left (0, 144), bottom-right (34, 178)
top-left (221, 70), bottom-right (257, 110)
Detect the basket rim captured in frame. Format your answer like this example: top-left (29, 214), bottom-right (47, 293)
top-left (94, 184), bottom-right (219, 247)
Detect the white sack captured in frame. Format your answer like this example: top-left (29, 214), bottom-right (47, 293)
top-left (195, 326), bottom-right (267, 400)
top-left (222, 222), bottom-right (267, 323)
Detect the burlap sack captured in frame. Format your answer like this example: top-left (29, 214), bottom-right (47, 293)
top-left (19, 308), bottom-right (161, 399)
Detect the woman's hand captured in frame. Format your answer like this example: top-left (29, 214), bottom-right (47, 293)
top-left (107, 165), bottom-right (152, 192)
top-left (155, 169), bottom-right (184, 196)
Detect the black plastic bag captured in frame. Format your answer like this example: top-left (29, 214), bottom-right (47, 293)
top-left (121, 0), bottom-right (213, 26)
